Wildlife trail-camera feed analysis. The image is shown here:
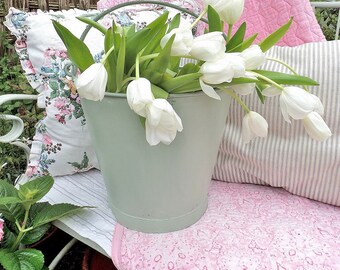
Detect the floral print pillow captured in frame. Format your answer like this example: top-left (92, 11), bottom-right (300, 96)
top-left (4, 4), bottom-right (199, 177)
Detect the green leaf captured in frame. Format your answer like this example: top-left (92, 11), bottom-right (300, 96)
top-left (254, 70), bottom-right (319, 86)
top-left (32, 203), bottom-right (85, 228)
top-left (178, 63), bottom-right (201, 76)
top-left (151, 84), bottom-right (169, 99)
top-left (171, 80), bottom-right (201, 93)
top-left (160, 73), bottom-right (202, 92)
top-left (259, 18), bottom-right (293, 52)
top-left (104, 27), bottom-right (117, 92)
top-left (76, 16), bottom-right (107, 35)
top-left (228, 33), bottom-right (258, 52)
top-left (0, 180), bottom-right (24, 222)
top-left (18, 176), bottom-right (54, 205)
top-left (0, 196), bottom-right (22, 204)
top-left (0, 248), bottom-right (44, 270)
top-left (167, 13), bottom-right (181, 33)
top-left (49, 80), bottom-right (59, 91)
top-left (21, 224), bottom-right (50, 245)
top-left (207, 5), bottom-right (223, 32)
top-left (142, 35), bottom-right (175, 84)
top-left (255, 85), bottom-right (266, 104)
top-left (226, 22), bottom-right (246, 51)
top-left (52, 20), bottom-right (94, 72)
top-left (116, 32), bottom-right (126, 92)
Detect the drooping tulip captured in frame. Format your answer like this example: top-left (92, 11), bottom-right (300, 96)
top-left (200, 53), bottom-right (245, 85)
top-left (241, 45), bottom-right (266, 70)
top-left (75, 63), bottom-right (108, 101)
top-left (127, 78), bottom-right (154, 117)
top-left (145, 99), bottom-right (183, 145)
top-left (242, 111), bottom-right (268, 143)
top-left (190, 32), bottom-right (226, 62)
top-left (302, 112), bottom-right (332, 141)
top-left (280, 86), bottom-right (318, 123)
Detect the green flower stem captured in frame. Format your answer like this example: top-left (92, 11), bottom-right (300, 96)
top-left (266, 57), bottom-right (308, 91)
top-left (127, 53), bottom-right (159, 77)
top-left (190, 8), bottom-right (207, 29)
top-left (101, 45), bottom-right (116, 65)
top-left (10, 205), bottom-right (31, 252)
top-left (222, 88), bottom-right (250, 113)
top-left (122, 77), bottom-right (136, 87)
top-left (248, 71), bottom-right (284, 90)
top-left (227, 24), bottom-right (233, 42)
top-left (135, 54), bottom-right (140, 80)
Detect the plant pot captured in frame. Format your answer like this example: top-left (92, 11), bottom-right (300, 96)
top-left (82, 248), bottom-right (117, 270)
top-left (81, 91), bottom-right (231, 233)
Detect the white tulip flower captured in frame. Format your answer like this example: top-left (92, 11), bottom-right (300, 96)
top-left (127, 78), bottom-right (154, 117)
top-left (303, 112), bottom-right (332, 141)
top-left (242, 111), bottom-right (268, 143)
top-left (231, 83), bottom-right (256, 95)
top-left (75, 63), bottom-right (108, 101)
top-left (160, 26), bottom-right (193, 56)
top-left (190, 32), bottom-right (226, 62)
top-left (280, 86), bottom-right (318, 123)
top-left (203, 0), bottom-right (245, 25)
top-left (200, 53), bottom-right (245, 85)
top-left (241, 45), bottom-right (266, 70)
top-left (145, 99), bottom-right (183, 145)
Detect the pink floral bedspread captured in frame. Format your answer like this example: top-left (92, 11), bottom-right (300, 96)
top-left (112, 181), bottom-right (340, 269)
top-left (97, 0), bottom-right (325, 46)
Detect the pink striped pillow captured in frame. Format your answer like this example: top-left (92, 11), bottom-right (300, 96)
top-left (213, 41), bottom-right (340, 206)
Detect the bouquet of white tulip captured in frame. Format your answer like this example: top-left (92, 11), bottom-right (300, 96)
top-left (52, 0), bottom-right (332, 145)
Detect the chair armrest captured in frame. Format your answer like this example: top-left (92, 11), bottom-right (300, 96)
top-left (0, 94), bottom-right (38, 144)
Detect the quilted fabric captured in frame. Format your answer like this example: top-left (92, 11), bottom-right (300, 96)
top-left (111, 181), bottom-right (340, 269)
top-left (97, 0), bottom-right (326, 46)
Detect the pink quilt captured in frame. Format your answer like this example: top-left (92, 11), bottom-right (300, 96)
top-left (112, 181), bottom-right (340, 269)
top-left (97, 0), bottom-right (325, 46)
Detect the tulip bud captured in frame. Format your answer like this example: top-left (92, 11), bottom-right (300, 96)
top-left (242, 111), bottom-right (268, 143)
top-left (145, 99), bottom-right (183, 145)
top-left (303, 112), bottom-right (332, 141)
top-left (127, 78), bottom-right (154, 117)
top-left (160, 26), bottom-right (193, 56)
top-left (280, 87), bottom-right (316, 123)
top-left (241, 45), bottom-right (266, 70)
top-left (200, 53), bottom-right (245, 84)
top-left (190, 32), bottom-right (226, 62)
top-left (75, 63), bottom-right (108, 101)
top-left (203, 0), bottom-right (245, 25)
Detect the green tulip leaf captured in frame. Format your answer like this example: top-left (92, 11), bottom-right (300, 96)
top-left (167, 13), bottom-right (181, 33)
top-left (207, 5), bottom-right (223, 32)
top-left (104, 27), bottom-right (117, 92)
top-left (160, 73), bottom-right (202, 92)
top-left (178, 62), bottom-right (201, 76)
top-left (254, 70), bottom-right (319, 86)
top-left (171, 80), bottom-right (201, 93)
top-left (76, 16), bottom-right (107, 35)
top-left (52, 20), bottom-right (94, 72)
top-left (226, 22), bottom-right (246, 52)
top-left (116, 31), bottom-right (126, 92)
top-left (151, 84), bottom-right (169, 99)
top-left (259, 17), bottom-right (293, 52)
top-left (255, 85), bottom-right (266, 104)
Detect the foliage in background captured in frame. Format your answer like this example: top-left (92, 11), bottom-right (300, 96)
top-left (0, 31), bottom-right (43, 183)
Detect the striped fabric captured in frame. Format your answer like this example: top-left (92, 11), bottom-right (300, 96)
top-left (213, 41), bottom-right (340, 206)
